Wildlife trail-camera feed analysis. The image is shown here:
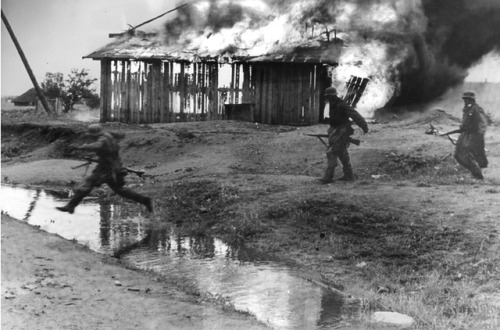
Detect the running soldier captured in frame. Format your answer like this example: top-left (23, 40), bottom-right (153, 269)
top-left (441, 91), bottom-right (490, 179)
top-left (319, 87), bottom-right (369, 184)
top-left (56, 124), bottom-right (153, 213)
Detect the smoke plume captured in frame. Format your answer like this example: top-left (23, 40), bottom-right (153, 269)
top-left (162, 0), bottom-right (500, 114)
top-left (393, 0), bottom-right (500, 107)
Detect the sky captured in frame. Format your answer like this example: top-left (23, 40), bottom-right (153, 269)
top-left (2, 0), bottom-right (500, 97)
top-left (1, 0), bottom-right (178, 97)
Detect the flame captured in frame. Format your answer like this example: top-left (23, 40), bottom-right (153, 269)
top-left (158, 0), bottom-right (500, 114)
top-left (162, 0), bottom-right (428, 116)
top-left (323, 0), bottom-right (426, 117)
top-left (173, 1), bottom-right (310, 56)
top-left (331, 39), bottom-right (405, 118)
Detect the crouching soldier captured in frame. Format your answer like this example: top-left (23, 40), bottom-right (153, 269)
top-left (319, 87), bottom-right (369, 184)
top-left (56, 124), bottom-right (153, 214)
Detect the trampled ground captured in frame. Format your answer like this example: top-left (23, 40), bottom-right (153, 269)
top-left (2, 105), bottom-right (500, 328)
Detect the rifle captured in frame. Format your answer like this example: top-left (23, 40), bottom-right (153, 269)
top-left (439, 128), bottom-right (462, 136)
top-left (438, 128), bottom-right (462, 146)
top-left (305, 134), bottom-right (361, 147)
top-left (71, 157), bottom-right (146, 177)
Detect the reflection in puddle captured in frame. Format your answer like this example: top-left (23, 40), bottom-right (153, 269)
top-left (1, 185), bottom-right (149, 254)
top-left (120, 235), bottom-right (354, 329)
top-left (1, 184), bottom-right (359, 329)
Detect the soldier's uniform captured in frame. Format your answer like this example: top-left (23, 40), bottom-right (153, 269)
top-left (319, 87), bottom-right (368, 183)
top-left (454, 92), bottom-right (489, 179)
top-left (57, 124), bottom-right (153, 214)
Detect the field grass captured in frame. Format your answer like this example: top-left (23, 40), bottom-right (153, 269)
top-left (360, 267), bottom-right (500, 329)
top-left (254, 194), bottom-right (500, 328)
top-left (1, 103), bottom-right (98, 124)
top-left (367, 150), bottom-right (483, 185)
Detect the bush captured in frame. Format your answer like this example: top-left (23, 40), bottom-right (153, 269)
top-left (41, 69), bottom-right (98, 113)
top-left (85, 94), bottom-right (100, 109)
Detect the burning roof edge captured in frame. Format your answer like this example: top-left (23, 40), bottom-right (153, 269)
top-left (83, 34), bottom-right (344, 65)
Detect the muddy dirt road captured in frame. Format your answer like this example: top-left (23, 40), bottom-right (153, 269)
top-left (2, 108), bottom-right (500, 329)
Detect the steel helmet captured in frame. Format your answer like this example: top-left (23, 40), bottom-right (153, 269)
top-left (462, 91), bottom-right (476, 100)
top-left (324, 87), bottom-right (337, 96)
top-left (87, 123), bottom-right (103, 136)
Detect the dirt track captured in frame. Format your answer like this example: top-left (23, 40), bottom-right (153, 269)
top-left (2, 110), bottom-right (500, 328)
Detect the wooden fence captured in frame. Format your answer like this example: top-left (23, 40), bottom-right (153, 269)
top-left (99, 59), bottom-right (326, 125)
top-left (36, 97), bottom-right (63, 115)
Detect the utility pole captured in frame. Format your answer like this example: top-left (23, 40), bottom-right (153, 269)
top-left (2, 9), bottom-right (52, 115)
top-left (109, 3), bottom-right (189, 38)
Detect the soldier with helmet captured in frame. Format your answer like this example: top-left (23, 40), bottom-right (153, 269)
top-left (319, 86), bottom-right (369, 184)
top-left (441, 91), bottom-right (491, 179)
top-left (56, 124), bottom-right (153, 214)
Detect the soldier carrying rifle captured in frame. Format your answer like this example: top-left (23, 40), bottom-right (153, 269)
top-left (56, 124), bottom-right (153, 214)
top-left (440, 91), bottom-right (492, 180)
top-left (318, 87), bottom-right (369, 184)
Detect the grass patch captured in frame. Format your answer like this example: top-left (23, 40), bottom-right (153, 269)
top-left (359, 266), bottom-right (500, 329)
top-left (374, 151), bottom-right (482, 185)
top-left (260, 196), bottom-right (499, 329)
top-left (217, 209), bottom-right (271, 243)
top-left (264, 197), bottom-right (468, 267)
top-left (152, 179), bottom-right (267, 238)
top-left (162, 180), bottom-right (238, 232)
top-left (1, 123), bottom-right (86, 160)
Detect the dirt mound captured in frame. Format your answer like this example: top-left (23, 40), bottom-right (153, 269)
top-left (1, 123), bottom-right (81, 160)
top-left (406, 109), bottom-right (461, 126)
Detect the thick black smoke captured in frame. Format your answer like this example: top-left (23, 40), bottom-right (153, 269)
top-left (298, 0), bottom-right (500, 106)
top-left (391, 0), bottom-right (500, 106)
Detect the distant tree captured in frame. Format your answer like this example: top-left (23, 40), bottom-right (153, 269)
top-left (41, 69), bottom-right (100, 113)
top-left (85, 93), bottom-right (101, 109)
top-left (64, 69), bottom-right (98, 111)
top-left (41, 72), bottom-right (65, 99)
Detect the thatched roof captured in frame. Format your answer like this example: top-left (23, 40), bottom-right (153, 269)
top-left (84, 32), bottom-right (343, 65)
top-left (13, 88), bottom-right (37, 104)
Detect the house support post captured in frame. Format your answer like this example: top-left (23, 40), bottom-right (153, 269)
top-left (100, 60), bottom-right (112, 122)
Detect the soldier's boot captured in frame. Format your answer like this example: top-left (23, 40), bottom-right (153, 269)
top-left (56, 191), bottom-right (86, 214)
top-left (319, 167), bottom-right (335, 184)
top-left (477, 155), bottom-right (488, 169)
top-left (471, 166), bottom-right (484, 180)
top-left (455, 149), bottom-right (484, 180)
top-left (118, 189), bottom-right (154, 213)
top-left (338, 165), bottom-right (354, 181)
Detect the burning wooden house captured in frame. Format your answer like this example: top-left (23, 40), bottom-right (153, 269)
top-left (85, 29), bottom-right (368, 125)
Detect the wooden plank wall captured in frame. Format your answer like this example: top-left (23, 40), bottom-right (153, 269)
top-left (101, 59), bottom-right (323, 125)
top-left (251, 63), bottom-right (321, 125)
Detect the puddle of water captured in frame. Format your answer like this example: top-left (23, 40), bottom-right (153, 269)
top-left (1, 184), bottom-right (359, 329)
top-left (1, 185), bottom-right (149, 254)
top-left (121, 241), bottom-right (353, 329)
